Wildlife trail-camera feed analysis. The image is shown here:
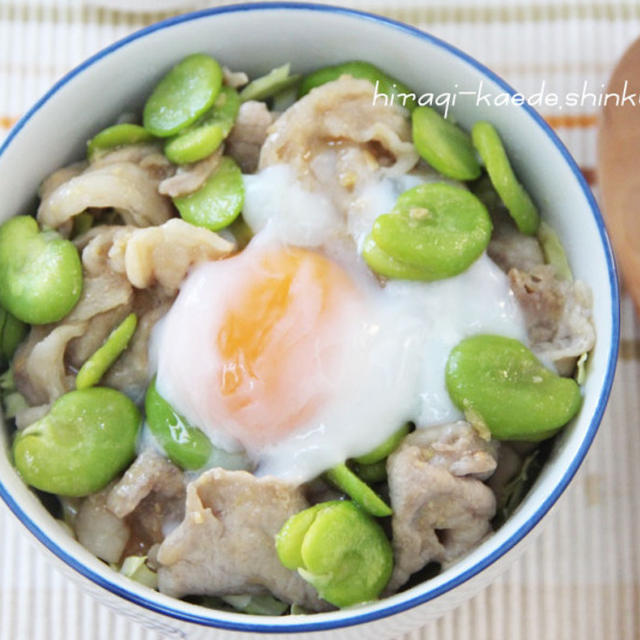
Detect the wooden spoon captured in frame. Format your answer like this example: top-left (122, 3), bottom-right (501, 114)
top-left (598, 36), bottom-right (640, 311)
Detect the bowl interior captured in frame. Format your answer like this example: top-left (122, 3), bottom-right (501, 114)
top-left (0, 3), bottom-right (619, 633)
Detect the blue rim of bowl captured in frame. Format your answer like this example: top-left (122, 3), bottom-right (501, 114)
top-left (0, 2), bottom-right (620, 634)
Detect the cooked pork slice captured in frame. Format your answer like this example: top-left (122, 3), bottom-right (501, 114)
top-left (66, 304), bottom-right (132, 368)
top-left (13, 220), bottom-right (232, 411)
top-left (259, 75), bottom-right (418, 197)
top-left (76, 485), bottom-right (131, 564)
top-left (107, 218), bottom-right (235, 292)
top-left (38, 163), bottom-right (174, 229)
top-left (12, 264), bottom-right (134, 406)
top-left (102, 291), bottom-right (173, 403)
top-left (226, 101), bottom-right (276, 173)
top-left (37, 144), bottom-right (175, 230)
top-left (67, 270), bottom-right (134, 324)
top-left (509, 264), bottom-right (595, 372)
top-left (88, 144), bottom-right (169, 173)
top-left (107, 450), bottom-right (185, 519)
top-left (107, 450), bottom-right (186, 557)
top-left (14, 403), bottom-right (50, 430)
top-left (222, 66), bottom-right (249, 89)
top-left (13, 323), bottom-right (88, 406)
top-left (488, 218), bottom-right (545, 273)
top-left (158, 148), bottom-right (224, 198)
top-left (77, 220), bottom-right (233, 294)
top-left (386, 422), bottom-right (497, 592)
top-left (38, 162), bottom-right (87, 203)
top-left (156, 469), bottom-right (329, 611)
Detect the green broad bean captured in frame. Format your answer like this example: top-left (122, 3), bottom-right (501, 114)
top-left (143, 53), bottom-right (223, 138)
top-left (145, 377), bottom-right (213, 470)
top-left (210, 86), bottom-right (241, 134)
top-left (411, 107), bottom-right (481, 180)
top-left (362, 234), bottom-right (433, 281)
top-left (471, 121), bottom-right (539, 235)
top-left (87, 124), bottom-right (154, 160)
top-left (352, 460), bottom-right (387, 484)
top-left (445, 334), bottom-right (582, 441)
top-left (538, 221), bottom-right (573, 281)
top-left (173, 156), bottom-right (244, 231)
top-left (239, 63), bottom-right (301, 102)
top-left (13, 387), bottom-right (141, 497)
top-left (166, 124), bottom-right (225, 165)
top-left (275, 503), bottom-right (325, 570)
top-left (299, 60), bottom-right (416, 111)
top-left (367, 183), bottom-right (492, 281)
top-left (325, 463), bottom-right (392, 517)
top-left (276, 501), bottom-right (393, 608)
top-left (353, 424), bottom-right (410, 465)
top-left (0, 216), bottom-right (83, 324)
top-left (76, 313), bottom-right (137, 390)
top-left (0, 307), bottom-right (27, 365)
top-left (164, 86), bottom-right (240, 165)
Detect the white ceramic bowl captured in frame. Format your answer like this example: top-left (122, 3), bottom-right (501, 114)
top-left (0, 4), bottom-right (619, 639)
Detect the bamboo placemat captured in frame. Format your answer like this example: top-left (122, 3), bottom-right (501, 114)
top-left (1, 1), bottom-right (639, 638)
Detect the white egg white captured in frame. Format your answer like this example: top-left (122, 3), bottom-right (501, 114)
top-left (150, 164), bottom-right (527, 484)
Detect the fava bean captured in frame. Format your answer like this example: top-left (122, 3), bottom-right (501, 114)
top-left (0, 307), bottom-right (27, 366)
top-left (173, 156), bottom-right (244, 231)
top-left (276, 501), bottom-right (393, 608)
top-left (164, 86), bottom-right (241, 165)
top-left (239, 63), bottom-right (300, 102)
top-left (325, 463), bottom-right (392, 517)
top-left (0, 216), bottom-right (83, 324)
top-left (143, 53), bottom-right (223, 137)
top-left (275, 503), bottom-right (325, 570)
top-left (538, 221), bottom-right (573, 281)
top-left (353, 424), bottom-right (410, 465)
top-left (299, 61), bottom-right (416, 111)
top-left (412, 107), bottom-right (481, 180)
top-left (13, 387), bottom-right (141, 497)
top-left (471, 121), bottom-right (539, 235)
top-left (364, 183), bottom-right (492, 281)
top-left (145, 377), bottom-right (213, 470)
top-left (361, 235), bottom-right (431, 281)
top-left (352, 460), bottom-right (387, 484)
top-left (445, 334), bottom-right (582, 441)
top-left (87, 124), bottom-right (154, 160)
top-left (76, 313), bottom-right (137, 390)
top-left (166, 126), bottom-right (225, 165)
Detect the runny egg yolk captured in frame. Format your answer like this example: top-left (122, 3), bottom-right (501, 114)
top-left (213, 246), bottom-right (361, 447)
